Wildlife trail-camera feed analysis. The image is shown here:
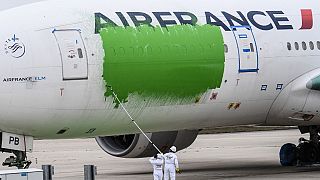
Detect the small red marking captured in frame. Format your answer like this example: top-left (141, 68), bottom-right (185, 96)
top-left (300, 9), bottom-right (313, 30)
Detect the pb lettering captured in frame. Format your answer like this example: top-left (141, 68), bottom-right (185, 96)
top-left (9, 136), bottom-right (19, 145)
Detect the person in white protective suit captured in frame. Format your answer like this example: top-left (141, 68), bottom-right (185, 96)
top-left (164, 146), bottom-right (180, 180)
top-left (149, 154), bottom-right (164, 180)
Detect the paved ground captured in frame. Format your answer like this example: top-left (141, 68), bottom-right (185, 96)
top-left (1, 129), bottom-right (320, 179)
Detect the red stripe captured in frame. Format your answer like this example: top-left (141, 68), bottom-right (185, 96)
top-left (300, 9), bottom-right (313, 30)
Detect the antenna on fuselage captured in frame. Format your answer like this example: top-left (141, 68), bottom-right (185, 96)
top-left (106, 85), bottom-right (163, 155)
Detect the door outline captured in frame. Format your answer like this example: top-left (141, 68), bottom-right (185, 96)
top-left (231, 25), bottom-right (259, 73)
top-left (53, 29), bottom-right (89, 80)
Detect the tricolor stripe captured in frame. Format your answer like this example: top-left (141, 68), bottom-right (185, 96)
top-left (300, 9), bottom-right (313, 30)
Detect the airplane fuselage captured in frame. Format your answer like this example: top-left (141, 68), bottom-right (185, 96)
top-left (0, 0), bottom-right (319, 139)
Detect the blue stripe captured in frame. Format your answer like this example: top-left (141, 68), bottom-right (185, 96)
top-left (239, 69), bottom-right (259, 73)
top-left (243, 49), bottom-right (251, 53)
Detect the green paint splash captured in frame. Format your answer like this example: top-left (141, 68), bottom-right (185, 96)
top-left (100, 25), bottom-right (225, 107)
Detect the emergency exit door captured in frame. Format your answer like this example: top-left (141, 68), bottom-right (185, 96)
top-left (53, 29), bottom-right (88, 80)
top-left (231, 26), bottom-right (259, 73)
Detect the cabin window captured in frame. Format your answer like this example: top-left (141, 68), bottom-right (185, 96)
top-left (224, 44), bottom-right (228, 53)
top-left (294, 42), bottom-right (299, 50)
top-left (309, 41), bottom-right (315, 50)
top-left (302, 41), bottom-right (307, 50)
top-left (317, 41), bottom-right (320, 50)
top-left (287, 42), bottom-right (292, 51)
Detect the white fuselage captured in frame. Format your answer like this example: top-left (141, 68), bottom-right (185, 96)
top-left (0, 0), bottom-right (319, 139)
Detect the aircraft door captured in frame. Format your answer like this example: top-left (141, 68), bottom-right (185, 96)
top-left (231, 26), bottom-right (259, 73)
top-left (53, 29), bottom-right (88, 80)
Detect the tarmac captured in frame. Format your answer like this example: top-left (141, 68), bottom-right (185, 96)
top-left (1, 129), bottom-right (320, 179)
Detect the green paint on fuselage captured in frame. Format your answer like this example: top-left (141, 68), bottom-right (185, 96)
top-left (307, 75), bottom-right (320, 91)
top-left (100, 25), bottom-right (225, 107)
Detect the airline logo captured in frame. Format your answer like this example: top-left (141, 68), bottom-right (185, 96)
top-left (4, 34), bottom-right (26, 58)
top-left (3, 76), bottom-right (46, 83)
top-left (95, 9), bottom-right (313, 33)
